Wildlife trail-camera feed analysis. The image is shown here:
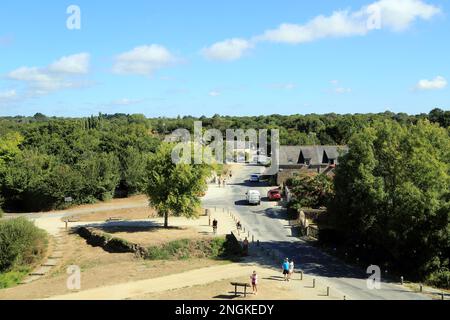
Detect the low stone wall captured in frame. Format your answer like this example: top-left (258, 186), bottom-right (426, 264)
top-left (76, 226), bottom-right (148, 257)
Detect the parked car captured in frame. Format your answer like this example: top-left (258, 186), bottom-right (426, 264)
top-left (249, 174), bottom-right (260, 182)
top-left (267, 188), bottom-right (282, 201)
top-left (246, 190), bottom-right (261, 205)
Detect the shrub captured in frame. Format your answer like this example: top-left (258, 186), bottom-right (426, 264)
top-left (426, 269), bottom-right (450, 289)
top-left (0, 218), bottom-right (48, 273)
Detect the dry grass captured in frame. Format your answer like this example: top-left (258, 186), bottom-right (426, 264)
top-left (0, 229), bottom-right (229, 300)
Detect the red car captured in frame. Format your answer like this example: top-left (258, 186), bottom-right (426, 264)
top-left (267, 188), bottom-right (282, 201)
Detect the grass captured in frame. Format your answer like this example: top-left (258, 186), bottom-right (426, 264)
top-left (0, 268), bottom-right (29, 289)
top-left (145, 237), bottom-right (232, 261)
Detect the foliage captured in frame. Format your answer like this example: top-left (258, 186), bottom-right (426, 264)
top-left (287, 173), bottom-right (334, 209)
top-left (328, 120), bottom-right (450, 280)
top-left (0, 218), bottom-right (48, 273)
top-left (0, 114), bottom-right (160, 211)
top-left (145, 237), bottom-right (230, 260)
top-left (145, 143), bottom-right (211, 227)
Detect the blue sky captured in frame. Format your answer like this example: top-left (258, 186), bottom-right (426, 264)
top-left (0, 0), bottom-right (448, 117)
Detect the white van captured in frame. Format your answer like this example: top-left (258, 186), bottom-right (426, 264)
top-left (246, 190), bottom-right (261, 205)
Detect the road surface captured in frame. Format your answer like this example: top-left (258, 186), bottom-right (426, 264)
top-left (202, 164), bottom-right (429, 300)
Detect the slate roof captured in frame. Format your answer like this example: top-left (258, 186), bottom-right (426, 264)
top-left (279, 145), bottom-right (348, 166)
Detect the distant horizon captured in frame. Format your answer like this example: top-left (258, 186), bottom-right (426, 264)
top-left (0, 108), bottom-right (447, 119)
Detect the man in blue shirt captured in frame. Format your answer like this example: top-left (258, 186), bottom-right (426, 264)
top-left (282, 258), bottom-right (290, 281)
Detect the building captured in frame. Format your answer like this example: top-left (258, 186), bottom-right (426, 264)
top-left (276, 145), bottom-right (348, 185)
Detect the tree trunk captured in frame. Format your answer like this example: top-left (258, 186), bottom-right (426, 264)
top-left (164, 211), bottom-right (169, 228)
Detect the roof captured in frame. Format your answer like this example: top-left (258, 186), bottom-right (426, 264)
top-left (279, 145), bottom-right (348, 166)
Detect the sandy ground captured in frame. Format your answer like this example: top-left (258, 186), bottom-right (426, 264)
top-left (0, 231), bottom-right (229, 300)
top-left (133, 268), bottom-right (342, 300)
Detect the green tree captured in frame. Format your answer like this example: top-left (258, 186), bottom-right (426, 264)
top-left (288, 173), bottom-right (334, 209)
top-left (145, 143), bottom-right (211, 228)
top-left (329, 120), bottom-right (450, 279)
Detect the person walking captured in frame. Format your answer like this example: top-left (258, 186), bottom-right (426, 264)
top-left (282, 258), bottom-right (290, 281)
top-left (212, 219), bottom-right (218, 235)
top-left (243, 237), bottom-right (249, 256)
top-left (250, 271), bottom-right (258, 295)
top-left (288, 259), bottom-right (295, 281)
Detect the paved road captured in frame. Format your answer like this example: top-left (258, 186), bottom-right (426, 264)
top-left (202, 164), bottom-right (430, 300)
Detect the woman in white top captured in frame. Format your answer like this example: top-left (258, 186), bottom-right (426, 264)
top-left (288, 260), bottom-right (294, 280)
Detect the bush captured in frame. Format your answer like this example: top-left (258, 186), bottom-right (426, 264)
top-left (145, 237), bottom-right (235, 261)
top-left (426, 269), bottom-right (450, 289)
top-left (0, 218), bottom-right (48, 273)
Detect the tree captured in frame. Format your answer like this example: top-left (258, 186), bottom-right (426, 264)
top-left (329, 120), bottom-right (450, 279)
top-left (288, 173), bottom-right (334, 209)
top-left (145, 143), bottom-right (211, 228)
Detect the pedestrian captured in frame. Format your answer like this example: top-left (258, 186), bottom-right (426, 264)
top-left (243, 237), bottom-right (249, 256)
top-left (250, 271), bottom-right (258, 295)
top-left (212, 219), bottom-right (218, 235)
top-left (236, 221), bottom-right (242, 230)
top-left (288, 259), bottom-right (295, 280)
top-left (282, 258), bottom-right (290, 281)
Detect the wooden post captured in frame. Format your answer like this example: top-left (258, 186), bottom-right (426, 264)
top-left (312, 279), bottom-right (316, 288)
top-left (327, 287), bottom-right (330, 296)
top-left (300, 270), bottom-right (303, 280)
top-left (65, 220), bottom-right (68, 231)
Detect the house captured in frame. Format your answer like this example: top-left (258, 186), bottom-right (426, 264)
top-left (276, 145), bottom-right (348, 185)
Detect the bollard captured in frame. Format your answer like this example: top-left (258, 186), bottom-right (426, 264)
top-left (65, 220), bottom-right (68, 231)
top-left (252, 235), bottom-right (254, 243)
top-left (300, 270), bottom-right (303, 280)
top-left (400, 276), bottom-right (404, 285)
top-left (441, 293), bottom-right (445, 300)
top-left (343, 296), bottom-right (346, 300)
top-left (312, 279), bottom-right (316, 288)
top-left (419, 284), bottom-right (423, 293)
top-left (327, 287), bottom-right (330, 296)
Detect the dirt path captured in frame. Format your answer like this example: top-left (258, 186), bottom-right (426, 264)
top-left (47, 260), bottom-right (337, 300)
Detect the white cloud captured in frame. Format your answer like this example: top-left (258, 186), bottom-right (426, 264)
top-left (0, 89), bottom-right (17, 100)
top-left (415, 76), bottom-right (447, 90)
top-left (368, 0), bottom-right (441, 31)
top-left (202, 38), bottom-right (253, 61)
top-left (209, 90), bottom-right (221, 97)
top-left (48, 53), bottom-right (90, 74)
top-left (330, 80), bottom-right (351, 94)
top-left (258, 0), bottom-right (440, 44)
top-left (204, 0), bottom-right (440, 61)
top-left (269, 83), bottom-right (297, 90)
top-left (7, 53), bottom-right (91, 96)
top-left (110, 98), bottom-right (144, 106)
top-left (113, 45), bottom-right (177, 75)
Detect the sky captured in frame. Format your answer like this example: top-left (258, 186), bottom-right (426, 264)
top-left (0, 0), bottom-right (449, 117)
